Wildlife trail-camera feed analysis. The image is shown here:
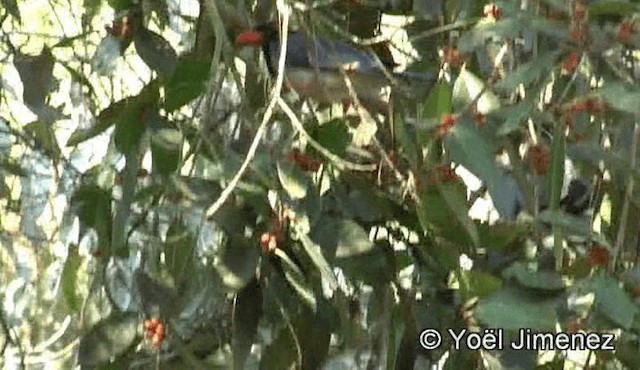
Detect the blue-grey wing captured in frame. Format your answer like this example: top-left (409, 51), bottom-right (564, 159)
top-left (269, 32), bottom-right (382, 73)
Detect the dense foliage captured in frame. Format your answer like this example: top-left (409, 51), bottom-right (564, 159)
top-left (2, 0), bottom-right (640, 369)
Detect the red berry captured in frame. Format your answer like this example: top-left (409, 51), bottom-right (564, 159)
top-left (437, 114), bottom-right (458, 136)
top-left (587, 246), bottom-right (609, 267)
top-left (561, 51), bottom-right (579, 75)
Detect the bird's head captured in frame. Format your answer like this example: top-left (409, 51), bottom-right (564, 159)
top-left (235, 24), bottom-right (278, 47)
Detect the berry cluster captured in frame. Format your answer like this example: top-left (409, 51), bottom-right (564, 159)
top-left (529, 144), bottom-right (550, 176)
top-left (143, 318), bottom-right (166, 348)
top-left (437, 114), bottom-right (458, 137)
top-left (616, 21), bottom-right (637, 44)
top-left (259, 206), bottom-right (296, 254)
top-left (287, 151), bottom-right (321, 172)
top-left (587, 245), bottom-right (609, 268)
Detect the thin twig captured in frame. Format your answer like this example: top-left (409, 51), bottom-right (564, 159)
top-left (277, 98), bottom-right (377, 172)
top-left (611, 121), bottom-right (640, 271)
top-left (409, 19), bottom-right (477, 42)
top-left (205, 2), bottom-right (290, 220)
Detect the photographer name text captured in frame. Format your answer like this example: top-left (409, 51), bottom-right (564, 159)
top-left (419, 328), bottom-right (615, 351)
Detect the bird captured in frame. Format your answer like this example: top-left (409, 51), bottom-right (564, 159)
top-left (235, 24), bottom-right (435, 114)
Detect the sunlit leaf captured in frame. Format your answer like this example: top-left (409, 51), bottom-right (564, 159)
top-left (61, 244), bottom-right (82, 313)
top-left (445, 123), bottom-right (513, 220)
top-left (276, 249), bottom-right (317, 311)
top-left (452, 68), bottom-right (500, 113)
top-left (277, 161), bottom-right (308, 199)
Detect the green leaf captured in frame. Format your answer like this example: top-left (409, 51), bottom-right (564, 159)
top-left (294, 307), bottom-right (332, 369)
top-left (297, 232), bottom-right (338, 291)
top-left (164, 58), bottom-right (211, 111)
top-left (259, 326), bottom-right (298, 370)
top-left (458, 18), bottom-right (523, 53)
top-left (459, 270), bottom-right (502, 300)
top-left (215, 239), bottom-right (260, 292)
top-left (71, 184), bottom-right (112, 248)
top-left (0, 155), bottom-right (26, 177)
top-left (502, 262), bottom-right (565, 291)
top-left (14, 48), bottom-right (54, 113)
top-left (134, 28), bottom-right (177, 81)
top-left (114, 80), bottom-right (160, 153)
top-left (599, 83), bottom-right (640, 116)
top-left (345, 184), bottom-right (391, 223)
top-left (1, 0), bottom-right (20, 21)
top-left (314, 119), bottom-right (351, 156)
top-left (277, 161), bottom-right (308, 200)
top-left (547, 124), bottom-right (566, 211)
top-left (475, 287), bottom-right (558, 330)
top-left (135, 272), bottom-right (179, 315)
top-left (591, 276), bottom-right (638, 329)
top-left (537, 210), bottom-right (592, 237)
top-left (151, 126), bottom-right (182, 176)
top-left (445, 123), bottom-right (512, 221)
top-left (422, 82), bottom-right (452, 118)
top-left (232, 280), bottom-right (263, 370)
top-left (107, 0), bottom-right (134, 10)
top-left (67, 98), bottom-right (127, 146)
top-left (452, 68), bottom-right (500, 113)
top-left (417, 180), bottom-right (477, 246)
top-left (616, 339), bottom-right (640, 369)
top-left (276, 249), bottom-right (317, 311)
top-left (78, 312), bottom-right (140, 366)
top-left (337, 247), bottom-right (394, 286)
top-left (496, 99), bottom-right (535, 136)
top-left (439, 182), bottom-right (479, 246)
top-left (334, 220), bottom-right (374, 258)
top-left (495, 51), bottom-right (561, 92)
top-left (589, 1), bottom-right (638, 18)
top-left (477, 222), bottom-right (528, 251)
top-left (24, 120), bottom-right (61, 160)
top-left (393, 114), bottom-right (419, 168)
top-left (61, 244), bottom-right (82, 313)
top-left (92, 35), bottom-right (122, 76)
top-left (163, 219), bottom-right (193, 283)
